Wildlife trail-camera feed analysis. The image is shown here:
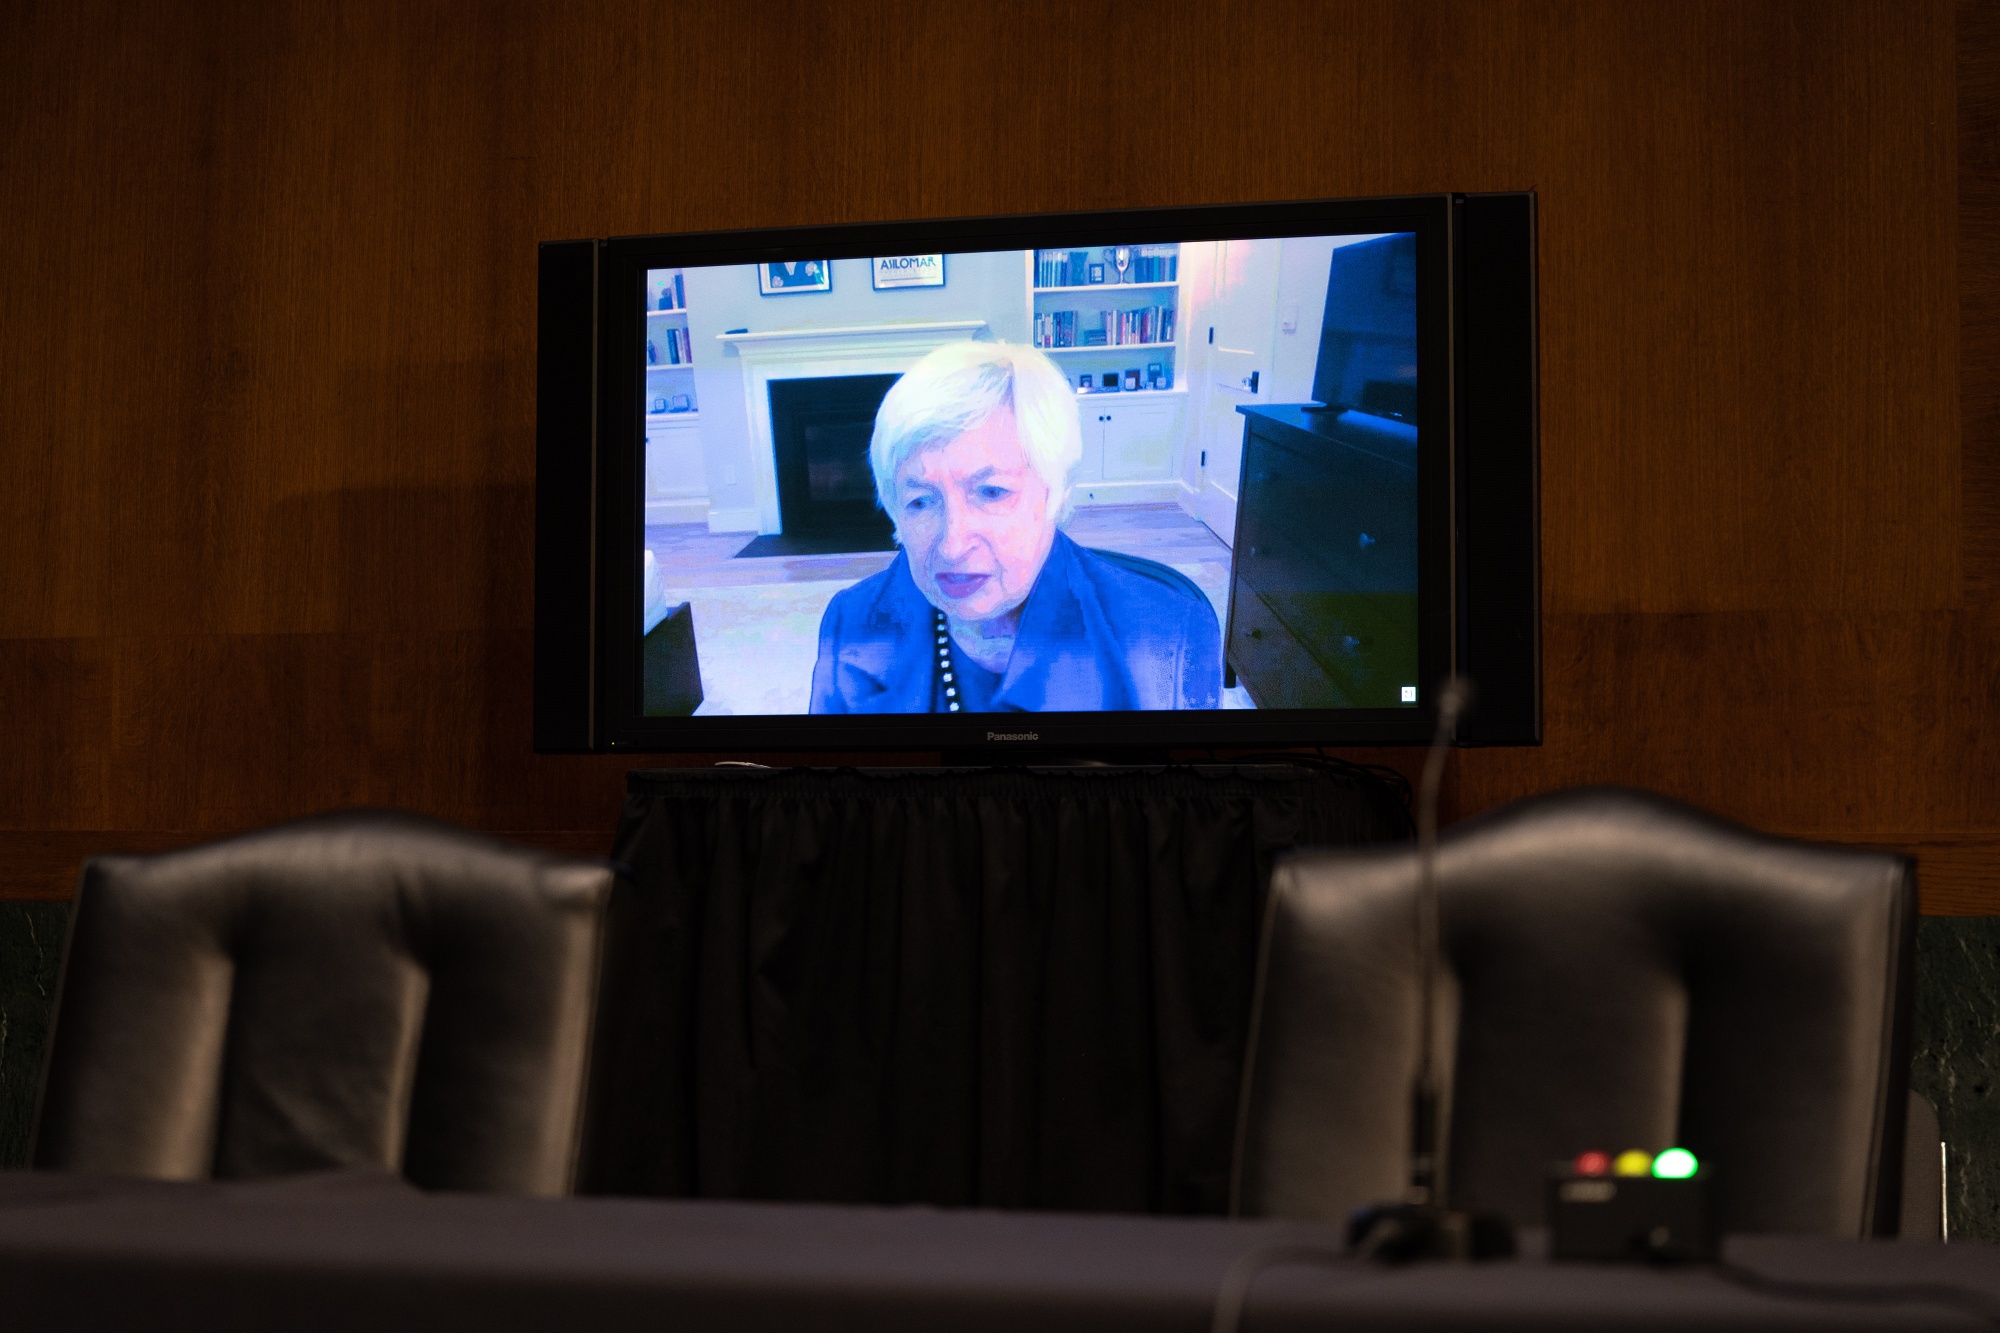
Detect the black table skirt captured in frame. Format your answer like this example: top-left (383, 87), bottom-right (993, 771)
top-left (2, 1170), bottom-right (1996, 1332)
top-left (587, 763), bottom-right (1409, 1211)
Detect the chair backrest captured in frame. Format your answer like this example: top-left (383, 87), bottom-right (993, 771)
top-left (32, 811), bottom-right (616, 1195)
top-left (1232, 787), bottom-right (1915, 1237)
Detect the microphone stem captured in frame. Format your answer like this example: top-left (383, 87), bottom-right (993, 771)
top-left (1411, 680), bottom-right (1459, 1204)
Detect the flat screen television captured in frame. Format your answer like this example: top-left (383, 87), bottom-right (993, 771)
top-left (536, 193), bottom-right (1538, 756)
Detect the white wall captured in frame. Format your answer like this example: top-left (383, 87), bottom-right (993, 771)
top-left (1175, 233), bottom-right (1397, 530)
top-left (679, 252), bottom-right (1031, 530)
top-left (1265, 237), bottom-right (1336, 403)
top-left (1262, 233), bottom-right (1398, 404)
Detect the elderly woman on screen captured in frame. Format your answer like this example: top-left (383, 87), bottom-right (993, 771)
top-left (809, 340), bottom-right (1220, 714)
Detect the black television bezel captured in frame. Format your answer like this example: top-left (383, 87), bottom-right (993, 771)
top-left (576, 196), bottom-right (1471, 754)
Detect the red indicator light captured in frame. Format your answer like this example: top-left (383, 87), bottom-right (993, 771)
top-left (1573, 1151), bottom-right (1611, 1177)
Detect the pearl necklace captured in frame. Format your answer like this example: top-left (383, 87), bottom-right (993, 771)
top-left (934, 608), bottom-right (961, 712)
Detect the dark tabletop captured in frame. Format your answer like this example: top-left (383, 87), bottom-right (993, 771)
top-left (2, 1170), bottom-right (1998, 1331)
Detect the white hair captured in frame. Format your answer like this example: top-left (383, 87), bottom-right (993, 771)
top-left (870, 341), bottom-right (1082, 525)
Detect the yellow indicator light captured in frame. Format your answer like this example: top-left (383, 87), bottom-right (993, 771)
top-left (1652, 1147), bottom-right (1699, 1179)
top-left (1612, 1150), bottom-right (1653, 1177)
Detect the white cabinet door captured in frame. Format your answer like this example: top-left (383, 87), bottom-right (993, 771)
top-left (1070, 394), bottom-right (1189, 505)
top-left (1099, 399), bottom-right (1183, 480)
top-left (645, 419), bottom-right (709, 523)
top-left (1074, 399), bottom-right (1107, 482)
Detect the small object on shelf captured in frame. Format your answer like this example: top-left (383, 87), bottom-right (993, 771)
top-left (1100, 372), bottom-right (1120, 392)
top-left (647, 339), bottom-right (658, 365)
top-left (1083, 329), bottom-right (1107, 346)
top-left (668, 393), bottom-right (692, 413)
top-left (1123, 369), bottom-right (1142, 392)
top-left (651, 270), bottom-right (685, 311)
top-left (1078, 373), bottom-right (1094, 392)
top-left (1111, 245), bottom-right (1131, 284)
top-left (1146, 361), bottom-right (1163, 390)
top-left (652, 395), bottom-right (668, 413)
top-left (1088, 262), bottom-right (1105, 284)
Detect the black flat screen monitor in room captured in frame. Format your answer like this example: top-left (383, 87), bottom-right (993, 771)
top-left (536, 194), bottom-right (1538, 756)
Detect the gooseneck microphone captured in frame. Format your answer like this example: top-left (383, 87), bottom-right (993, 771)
top-left (1206, 678), bottom-right (1507, 1331)
top-left (1347, 675), bottom-right (1514, 1262)
top-left (1407, 674), bottom-right (1469, 1208)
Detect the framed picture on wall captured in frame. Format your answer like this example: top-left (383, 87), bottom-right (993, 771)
top-left (871, 254), bottom-right (945, 289)
top-left (758, 260), bottom-right (831, 295)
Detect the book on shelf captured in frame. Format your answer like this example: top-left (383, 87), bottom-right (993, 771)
top-left (649, 327), bottom-right (693, 365)
top-left (1038, 306), bottom-right (1176, 348)
top-left (1132, 248), bottom-right (1177, 283)
top-left (1034, 249), bottom-right (1093, 288)
top-left (1101, 306), bottom-right (1175, 346)
top-left (1034, 309), bottom-right (1079, 348)
top-left (1036, 246), bottom-right (1178, 287)
top-left (655, 272), bottom-right (686, 311)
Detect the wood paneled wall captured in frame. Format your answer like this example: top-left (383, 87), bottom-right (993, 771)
top-left (1, 1), bottom-right (1992, 909)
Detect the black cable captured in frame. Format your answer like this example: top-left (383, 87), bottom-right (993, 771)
top-left (1209, 1245), bottom-right (1348, 1333)
top-left (1709, 1260), bottom-right (2000, 1328)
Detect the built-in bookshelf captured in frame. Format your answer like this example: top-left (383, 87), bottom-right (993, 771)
top-left (1028, 244), bottom-right (1184, 396)
top-left (1034, 281), bottom-right (1178, 293)
top-left (644, 267), bottom-right (698, 416)
top-left (1042, 342), bottom-right (1176, 354)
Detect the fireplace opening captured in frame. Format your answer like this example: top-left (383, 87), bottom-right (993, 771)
top-left (742, 373), bottom-right (901, 557)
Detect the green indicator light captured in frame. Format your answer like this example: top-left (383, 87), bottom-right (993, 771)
top-left (1652, 1147), bottom-right (1699, 1179)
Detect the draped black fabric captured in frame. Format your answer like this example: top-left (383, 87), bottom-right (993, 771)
top-left (584, 763), bottom-right (1407, 1213)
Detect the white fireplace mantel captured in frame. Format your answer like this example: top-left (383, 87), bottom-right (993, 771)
top-left (718, 321), bottom-right (989, 364)
top-left (716, 321), bottom-right (990, 533)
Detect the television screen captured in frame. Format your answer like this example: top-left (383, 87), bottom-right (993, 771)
top-left (538, 195), bottom-right (1537, 753)
top-left (638, 234), bottom-right (1417, 718)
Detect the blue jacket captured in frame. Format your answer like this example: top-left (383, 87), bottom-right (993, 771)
top-left (810, 531), bottom-right (1221, 713)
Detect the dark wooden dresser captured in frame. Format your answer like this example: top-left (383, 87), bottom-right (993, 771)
top-left (1226, 404), bottom-right (1419, 708)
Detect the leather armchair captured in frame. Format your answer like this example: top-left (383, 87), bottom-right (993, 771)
top-left (32, 811), bottom-right (616, 1195)
top-left (1232, 787), bottom-right (1915, 1237)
